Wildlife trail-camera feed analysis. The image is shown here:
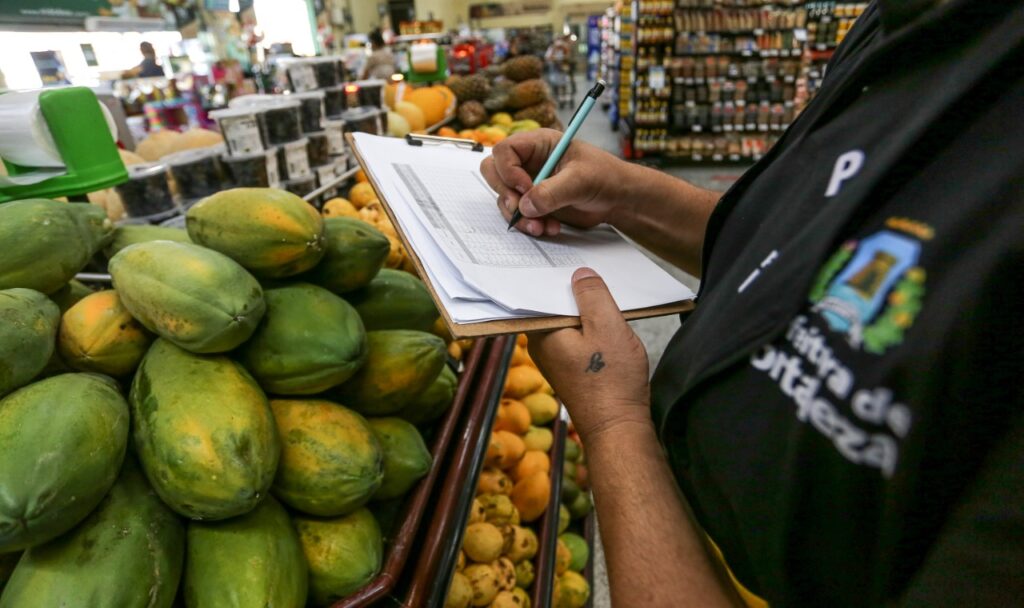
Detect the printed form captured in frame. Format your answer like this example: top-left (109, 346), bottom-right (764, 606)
top-left (352, 133), bottom-right (694, 323)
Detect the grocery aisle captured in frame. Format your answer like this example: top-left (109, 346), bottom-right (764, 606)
top-left (553, 77), bottom-right (749, 608)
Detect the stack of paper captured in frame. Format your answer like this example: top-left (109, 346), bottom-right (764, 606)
top-left (350, 133), bottom-right (695, 328)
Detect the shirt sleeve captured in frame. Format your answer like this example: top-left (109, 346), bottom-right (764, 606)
top-left (897, 412), bottom-right (1024, 606)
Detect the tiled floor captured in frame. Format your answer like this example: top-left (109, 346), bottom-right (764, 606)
top-left (553, 78), bottom-right (750, 608)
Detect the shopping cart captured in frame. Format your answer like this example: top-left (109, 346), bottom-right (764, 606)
top-left (547, 61), bottom-right (575, 109)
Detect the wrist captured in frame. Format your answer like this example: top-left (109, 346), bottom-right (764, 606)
top-left (576, 406), bottom-right (656, 447)
top-left (605, 161), bottom-right (649, 229)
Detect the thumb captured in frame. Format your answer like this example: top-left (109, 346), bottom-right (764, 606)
top-left (519, 169), bottom-right (578, 218)
top-left (571, 268), bottom-right (624, 334)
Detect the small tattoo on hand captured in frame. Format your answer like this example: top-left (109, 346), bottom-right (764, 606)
top-left (585, 352), bottom-right (605, 373)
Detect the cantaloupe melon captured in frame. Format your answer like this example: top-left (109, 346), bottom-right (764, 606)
top-left (387, 111), bottom-right (411, 138)
top-left (135, 130), bottom-right (183, 161)
top-left (405, 88), bottom-right (448, 127)
top-left (394, 101), bottom-right (426, 132)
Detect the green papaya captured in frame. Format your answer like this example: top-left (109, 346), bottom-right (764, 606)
top-left (239, 283), bottom-right (367, 395)
top-left (184, 496), bottom-right (307, 608)
top-left (109, 241), bottom-right (266, 353)
top-left (294, 508), bottom-right (382, 606)
top-left (130, 339), bottom-right (280, 520)
top-left (0, 458), bottom-right (185, 608)
top-left (0, 374), bottom-right (129, 552)
top-left (186, 188), bottom-right (325, 278)
top-left (395, 364), bottom-right (457, 426)
top-left (0, 199), bottom-right (113, 294)
top-left (271, 399), bottom-right (383, 517)
top-left (0, 553), bottom-right (19, 593)
top-left (333, 330), bottom-right (446, 416)
top-left (345, 269), bottom-right (438, 332)
top-left (304, 217), bottom-right (389, 294)
top-left (0, 288), bottom-right (60, 397)
top-left (48, 279), bottom-right (93, 313)
top-left (368, 417), bottom-right (432, 501)
top-left (104, 224), bottom-right (190, 258)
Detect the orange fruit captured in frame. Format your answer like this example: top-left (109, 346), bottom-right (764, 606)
top-left (348, 182), bottom-right (377, 208)
top-left (511, 470), bottom-right (550, 522)
top-left (512, 450), bottom-right (550, 482)
top-left (494, 399), bottom-right (531, 435)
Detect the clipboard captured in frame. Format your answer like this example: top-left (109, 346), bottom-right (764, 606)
top-left (346, 132), bottom-right (694, 339)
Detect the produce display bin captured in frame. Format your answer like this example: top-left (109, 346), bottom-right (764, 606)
top-left (531, 412), bottom-right (569, 608)
top-left (329, 338), bottom-right (488, 608)
top-left (397, 335), bottom-right (516, 607)
top-left (583, 510), bottom-right (597, 608)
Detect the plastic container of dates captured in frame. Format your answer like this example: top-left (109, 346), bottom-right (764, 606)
top-left (165, 147), bottom-right (227, 199)
top-left (115, 163), bottom-right (176, 218)
top-left (323, 85), bottom-right (347, 118)
top-left (340, 107), bottom-right (384, 136)
top-left (221, 149), bottom-right (280, 188)
top-left (276, 137), bottom-right (311, 181)
top-left (309, 56), bottom-right (340, 88)
top-left (352, 78), bottom-right (386, 108)
top-left (257, 100), bottom-right (303, 146)
top-left (209, 107), bottom-right (265, 155)
top-left (305, 131), bottom-right (331, 168)
top-left (282, 175), bottom-right (316, 200)
top-left (291, 90), bottom-right (326, 134)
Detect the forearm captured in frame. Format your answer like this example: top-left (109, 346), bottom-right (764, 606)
top-left (586, 419), bottom-right (742, 608)
top-left (608, 163), bottom-right (721, 277)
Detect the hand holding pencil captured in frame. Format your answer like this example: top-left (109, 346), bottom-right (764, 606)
top-left (480, 83), bottom-right (628, 237)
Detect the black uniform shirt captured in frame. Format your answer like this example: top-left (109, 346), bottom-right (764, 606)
top-left (650, 2), bottom-right (1024, 605)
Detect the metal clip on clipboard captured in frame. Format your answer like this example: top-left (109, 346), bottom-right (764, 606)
top-left (405, 133), bottom-right (484, 152)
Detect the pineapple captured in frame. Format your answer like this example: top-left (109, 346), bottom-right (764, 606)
top-left (502, 56), bottom-right (543, 82)
top-left (457, 101), bottom-right (488, 128)
top-left (506, 79), bottom-right (548, 110)
top-left (447, 74), bottom-right (490, 102)
top-left (514, 102), bottom-right (557, 128)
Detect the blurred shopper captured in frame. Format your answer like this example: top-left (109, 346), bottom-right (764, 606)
top-left (361, 29), bottom-right (396, 80)
top-left (122, 42), bottom-right (165, 78)
top-left (545, 35), bottom-right (576, 108)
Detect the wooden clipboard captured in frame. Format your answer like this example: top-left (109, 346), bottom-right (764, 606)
top-left (345, 133), bottom-right (694, 339)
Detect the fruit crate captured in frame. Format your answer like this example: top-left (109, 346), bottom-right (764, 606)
top-left (395, 335), bottom-right (518, 606)
top-left (582, 510), bottom-right (597, 608)
top-left (398, 334), bottom-right (569, 608)
top-left (530, 411), bottom-right (569, 608)
top-left (329, 337), bottom-right (490, 607)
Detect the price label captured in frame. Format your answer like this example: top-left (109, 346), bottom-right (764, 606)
top-left (692, 125), bottom-right (703, 132)
top-left (648, 66), bottom-right (666, 91)
top-left (794, 28), bottom-right (808, 42)
top-left (284, 142), bottom-right (312, 178)
top-left (724, 124), bottom-right (734, 132)
top-left (265, 153), bottom-right (281, 188)
top-left (289, 64), bottom-right (318, 92)
top-left (712, 154), bottom-right (724, 161)
top-left (221, 116), bottom-right (264, 155)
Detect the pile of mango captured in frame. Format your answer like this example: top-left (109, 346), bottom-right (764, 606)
top-left (445, 334), bottom-right (588, 608)
top-left (0, 192), bottom-right (463, 607)
top-left (436, 113), bottom-right (542, 148)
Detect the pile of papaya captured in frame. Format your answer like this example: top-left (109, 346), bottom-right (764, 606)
top-left (0, 192), bottom-right (466, 607)
top-left (445, 335), bottom-right (589, 608)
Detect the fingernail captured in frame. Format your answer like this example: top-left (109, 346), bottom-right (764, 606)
top-left (515, 184), bottom-right (527, 194)
top-left (500, 195), bottom-right (512, 212)
top-left (528, 221), bottom-right (544, 236)
top-left (573, 267), bottom-right (599, 282)
top-left (520, 196), bottom-right (537, 216)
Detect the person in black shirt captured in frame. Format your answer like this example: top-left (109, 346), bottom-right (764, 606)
top-left (122, 42), bottom-right (165, 79)
top-left (481, 1), bottom-right (1024, 605)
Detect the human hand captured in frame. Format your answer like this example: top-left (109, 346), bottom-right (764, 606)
top-left (480, 129), bottom-right (633, 237)
top-left (527, 268), bottom-right (651, 444)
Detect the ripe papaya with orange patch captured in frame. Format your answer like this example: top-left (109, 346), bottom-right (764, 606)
top-left (186, 187), bottom-right (325, 278)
